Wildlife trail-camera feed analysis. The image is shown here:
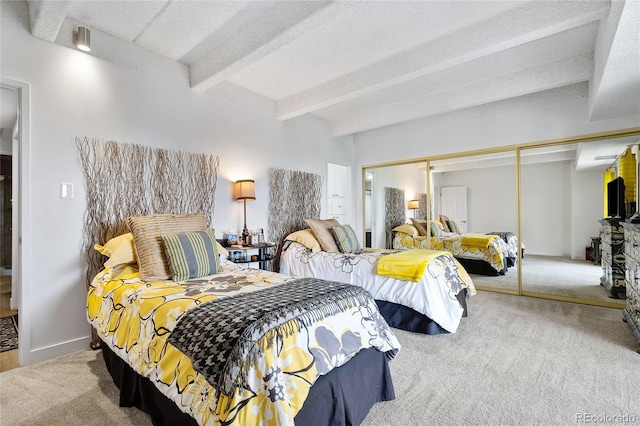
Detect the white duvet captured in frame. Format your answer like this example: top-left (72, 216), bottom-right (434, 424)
top-left (280, 241), bottom-right (476, 333)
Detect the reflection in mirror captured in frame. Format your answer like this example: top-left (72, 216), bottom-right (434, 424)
top-left (519, 138), bottom-right (637, 307)
top-left (363, 162), bottom-right (427, 249)
top-left (364, 171), bottom-right (375, 248)
top-left (430, 152), bottom-right (518, 293)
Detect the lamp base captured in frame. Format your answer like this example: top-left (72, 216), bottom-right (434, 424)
top-left (242, 226), bottom-right (250, 246)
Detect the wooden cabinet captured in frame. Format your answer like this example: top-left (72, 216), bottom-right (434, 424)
top-left (599, 218), bottom-right (626, 299)
top-left (621, 222), bottom-right (640, 353)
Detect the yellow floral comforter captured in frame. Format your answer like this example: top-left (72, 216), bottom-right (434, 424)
top-left (87, 261), bottom-right (400, 425)
top-left (393, 232), bottom-right (506, 273)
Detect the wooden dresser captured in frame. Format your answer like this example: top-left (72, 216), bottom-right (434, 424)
top-left (621, 222), bottom-right (640, 353)
top-left (599, 218), bottom-right (626, 299)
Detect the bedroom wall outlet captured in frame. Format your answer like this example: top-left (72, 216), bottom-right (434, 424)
top-left (60, 183), bottom-right (74, 199)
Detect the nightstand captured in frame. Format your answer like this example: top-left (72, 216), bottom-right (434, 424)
top-left (225, 243), bottom-right (276, 271)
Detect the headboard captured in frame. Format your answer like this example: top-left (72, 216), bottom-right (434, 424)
top-left (384, 187), bottom-right (405, 249)
top-left (76, 137), bottom-right (219, 347)
top-left (267, 167), bottom-right (322, 271)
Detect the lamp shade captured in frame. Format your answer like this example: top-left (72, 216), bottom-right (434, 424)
top-left (234, 179), bottom-right (256, 201)
top-left (407, 199), bottom-right (419, 210)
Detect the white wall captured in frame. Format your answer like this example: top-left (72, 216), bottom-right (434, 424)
top-left (571, 167), bottom-right (604, 259)
top-left (521, 161), bottom-right (572, 256)
top-left (437, 164), bottom-right (517, 233)
top-left (1, 7), bottom-right (353, 364)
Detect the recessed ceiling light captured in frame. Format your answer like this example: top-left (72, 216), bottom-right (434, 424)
top-left (594, 155), bottom-right (618, 161)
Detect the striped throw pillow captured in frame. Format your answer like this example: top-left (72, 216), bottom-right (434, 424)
top-left (332, 225), bottom-right (361, 253)
top-left (430, 221), bottom-right (442, 237)
top-left (162, 228), bottom-right (220, 282)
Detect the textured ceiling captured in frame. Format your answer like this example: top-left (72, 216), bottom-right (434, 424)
top-left (11, 0), bottom-right (640, 167)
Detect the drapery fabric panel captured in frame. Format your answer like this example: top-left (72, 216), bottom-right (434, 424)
top-left (267, 167), bottom-right (322, 271)
top-left (385, 187), bottom-right (405, 249)
top-left (76, 137), bottom-right (219, 347)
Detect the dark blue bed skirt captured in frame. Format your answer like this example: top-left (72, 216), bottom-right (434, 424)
top-left (101, 338), bottom-right (394, 426)
top-left (375, 288), bottom-right (468, 335)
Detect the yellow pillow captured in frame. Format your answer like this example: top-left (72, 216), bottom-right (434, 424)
top-left (392, 224), bottom-right (419, 237)
top-left (94, 233), bottom-right (136, 268)
top-left (216, 242), bottom-right (229, 257)
top-left (285, 229), bottom-right (322, 252)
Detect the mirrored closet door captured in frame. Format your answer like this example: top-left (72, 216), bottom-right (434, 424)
top-left (429, 151), bottom-right (519, 294)
top-left (519, 136), bottom-right (638, 308)
top-left (363, 161), bottom-right (427, 250)
top-left (362, 127), bottom-right (640, 309)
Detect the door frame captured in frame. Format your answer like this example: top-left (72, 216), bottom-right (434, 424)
top-left (1, 77), bottom-right (31, 366)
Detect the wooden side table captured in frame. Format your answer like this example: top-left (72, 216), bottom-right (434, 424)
top-left (591, 236), bottom-right (601, 264)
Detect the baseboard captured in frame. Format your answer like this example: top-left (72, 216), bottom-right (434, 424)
top-left (22, 336), bottom-right (92, 366)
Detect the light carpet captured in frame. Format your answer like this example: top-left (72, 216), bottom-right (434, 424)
top-left (471, 255), bottom-right (622, 305)
top-left (1, 291), bottom-right (638, 425)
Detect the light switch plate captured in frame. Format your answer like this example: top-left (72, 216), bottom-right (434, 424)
top-left (60, 183), bottom-right (74, 199)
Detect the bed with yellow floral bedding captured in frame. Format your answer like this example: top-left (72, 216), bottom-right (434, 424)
top-left (393, 230), bottom-right (508, 275)
top-left (87, 260), bottom-right (400, 426)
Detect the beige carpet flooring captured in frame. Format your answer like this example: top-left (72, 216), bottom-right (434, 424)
top-left (471, 254), bottom-right (624, 306)
top-left (1, 291), bottom-right (638, 425)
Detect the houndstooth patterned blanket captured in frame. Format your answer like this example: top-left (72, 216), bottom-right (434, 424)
top-left (168, 277), bottom-right (374, 396)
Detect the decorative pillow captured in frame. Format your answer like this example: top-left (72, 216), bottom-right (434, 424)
top-left (94, 232), bottom-right (136, 268)
top-left (430, 221), bottom-right (442, 237)
top-left (285, 229), bottom-right (322, 252)
top-left (392, 224), bottom-right (419, 237)
top-left (410, 218), bottom-right (429, 236)
top-left (162, 228), bottom-right (220, 282)
top-left (332, 225), bottom-right (361, 253)
top-left (304, 218), bottom-right (341, 253)
top-left (216, 242), bottom-right (229, 257)
top-left (127, 213), bottom-right (208, 281)
top-left (447, 219), bottom-right (460, 234)
top-left (439, 215), bottom-right (451, 232)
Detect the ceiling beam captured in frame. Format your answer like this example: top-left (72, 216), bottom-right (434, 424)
top-left (276, 1), bottom-right (609, 121)
top-left (329, 54), bottom-right (594, 136)
top-left (189, 1), bottom-right (355, 93)
top-left (589, 0), bottom-right (640, 121)
top-left (28, 0), bottom-right (69, 42)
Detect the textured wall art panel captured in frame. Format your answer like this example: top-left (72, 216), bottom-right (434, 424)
top-left (268, 167), bottom-right (322, 271)
top-left (77, 137), bottom-right (219, 347)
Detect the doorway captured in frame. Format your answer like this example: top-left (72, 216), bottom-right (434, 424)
top-left (1, 78), bottom-right (28, 369)
top-left (365, 171), bottom-right (375, 247)
top-left (0, 85), bottom-right (18, 370)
